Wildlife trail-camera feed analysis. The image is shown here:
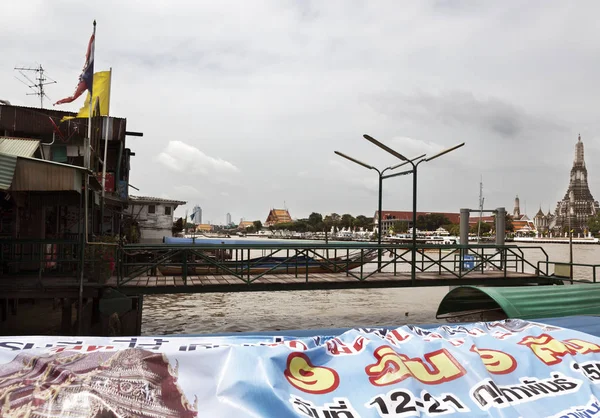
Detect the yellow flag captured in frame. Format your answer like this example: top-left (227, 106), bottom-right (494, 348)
top-left (61, 70), bottom-right (111, 121)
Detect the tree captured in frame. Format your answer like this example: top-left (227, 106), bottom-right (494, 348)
top-left (330, 213), bottom-right (341, 233)
top-left (308, 212), bottom-right (323, 227)
top-left (415, 214), bottom-right (451, 231)
top-left (323, 215), bottom-right (333, 232)
top-left (172, 218), bottom-right (184, 235)
top-left (506, 213), bottom-right (514, 232)
top-left (245, 225), bottom-right (256, 233)
top-left (353, 215), bottom-right (369, 229)
top-left (307, 212), bottom-right (324, 232)
top-left (392, 221), bottom-right (408, 234)
top-left (588, 213), bottom-right (600, 236)
top-left (341, 214), bottom-right (354, 229)
top-left (492, 213), bottom-right (515, 233)
top-left (447, 224), bottom-right (460, 236)
top-left (470, 221), bottom-right (492, 235)
top-left (253, 220), bottom-right (263, 232)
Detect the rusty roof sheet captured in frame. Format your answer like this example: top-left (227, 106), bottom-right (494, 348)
top-left (0, 137), bottom-right (39, 157)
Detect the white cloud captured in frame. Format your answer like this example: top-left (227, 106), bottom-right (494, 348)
top-left (157, 141), bottom-right (239, 175)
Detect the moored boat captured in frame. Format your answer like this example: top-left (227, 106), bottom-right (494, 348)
top-left (157, 250), bottom-right (378, 276)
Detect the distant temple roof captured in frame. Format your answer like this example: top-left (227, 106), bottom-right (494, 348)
top-left (265, 208), bottom-right (292, 225)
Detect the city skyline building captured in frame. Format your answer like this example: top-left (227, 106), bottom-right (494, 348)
top-left (226, 212), bottom-right (232, 225)
top-left (192, 205), bottom-right (202, 225)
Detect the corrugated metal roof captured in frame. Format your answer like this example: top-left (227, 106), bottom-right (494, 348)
top-left (0, 153), bottom-right (17, 190)
top-left (436, 285), bottom-right (600, 319)
top-left (129, 195), bottom-right (187, 205)
top-left (0, 137), bottom-right (39, 157)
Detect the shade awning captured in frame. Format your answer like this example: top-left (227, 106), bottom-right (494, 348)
top-left (436, 284), bottom-right (600, 320)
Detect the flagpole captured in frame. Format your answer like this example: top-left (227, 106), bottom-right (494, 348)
top-left (100, 68), bottom-right (113, 237)
top-left (101, 68), bottom-right (112, 197)
top-left (80, 19), bottom-right (95, 335)
top-left (86, 20), bottom-right (96, 171)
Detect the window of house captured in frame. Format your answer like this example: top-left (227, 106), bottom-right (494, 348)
top-left (148, 205), bottom-right (156, 214)
top-left (165, 206), bottom-right (172, 215)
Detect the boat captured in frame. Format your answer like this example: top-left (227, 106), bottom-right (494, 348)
top-left (157, 250), bottom-right (378, 276)
top-left (159, 237), bottom-right (378, 276)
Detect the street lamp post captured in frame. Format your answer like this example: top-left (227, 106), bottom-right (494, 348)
top-left (363, 134), bottom-right (465, 285)
top-left (334, 151), bottom-right (413, 270)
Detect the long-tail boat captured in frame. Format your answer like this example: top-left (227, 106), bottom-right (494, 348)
top-left (158, 237), bottom-right (377, 276)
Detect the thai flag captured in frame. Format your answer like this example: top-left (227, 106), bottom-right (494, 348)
top-left (55, 22), bottom-right (95, 106)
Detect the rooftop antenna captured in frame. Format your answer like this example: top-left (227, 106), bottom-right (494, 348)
top-left (14, 64), bottom-right (57, 108)
top-left (477, 175), bottom-right (484, 242)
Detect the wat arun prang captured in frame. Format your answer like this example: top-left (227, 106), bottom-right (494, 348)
top-left (535, 135), bottom-right (599, 236)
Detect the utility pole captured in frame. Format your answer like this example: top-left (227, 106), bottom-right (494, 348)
top-left (14, 64), bottom-right (57, 108)
top-left (477, 176), bottom-right (484, 242)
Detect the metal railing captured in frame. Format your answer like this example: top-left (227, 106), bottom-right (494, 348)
top-left (536, 260), bottom-right (600, 283)
top-left (0, 239), bottom-right (117, 284)
top-left (116, 243), bottom-right (549, 287)
top-left (0, 239), bottom-right (81, 279)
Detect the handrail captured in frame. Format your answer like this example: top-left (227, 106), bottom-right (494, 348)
top-left (116, 242), bottom-right (543, 285)
top-left (537, 260), bottom-right (600, 283)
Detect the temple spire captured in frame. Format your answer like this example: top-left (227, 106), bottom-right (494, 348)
top-left (552, 133), bottom-right (599, 234)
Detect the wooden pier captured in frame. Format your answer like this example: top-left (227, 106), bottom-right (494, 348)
top-left (0, 270), bottom-right (558, 298)
top-left (107, 270), bottom-right (559, 295)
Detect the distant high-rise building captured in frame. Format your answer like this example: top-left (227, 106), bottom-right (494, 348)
top-left (226, 212), bottom-right (232, 225)
top-left (192, 205), bottom-right (202, 225)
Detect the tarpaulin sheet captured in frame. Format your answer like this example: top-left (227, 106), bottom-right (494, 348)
top-left (1, 319), bottom-right (600, 417)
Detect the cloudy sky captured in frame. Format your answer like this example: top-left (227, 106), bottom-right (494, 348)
top-left (3, 1), bottom-right (600, 224)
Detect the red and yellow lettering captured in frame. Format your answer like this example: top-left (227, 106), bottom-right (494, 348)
top-left (284, 353), bottom-right (339, 394)
top-left (365, 346), bottom-right (466, 386)
top-left (385, 330), bottom-right (411, 346)
top-left (471, 345), bottom-right (517, 374)
top-left (518, 334), bottom-right (574, 365)
top-left (326, 337), bottom-right (367, 356)
top-left (564, 339), bottom-right (600, 355)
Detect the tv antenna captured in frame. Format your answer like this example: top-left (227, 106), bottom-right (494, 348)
top-left (14, 64), bottom-right (57, 108)
top-left (477, 175), bottom-right (485, 242)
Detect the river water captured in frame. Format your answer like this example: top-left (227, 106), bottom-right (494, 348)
top-left (140, 242), bottom-right (599, 335)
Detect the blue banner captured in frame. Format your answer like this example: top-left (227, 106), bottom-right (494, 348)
top-left (0, 320), bottom-right (599, 416)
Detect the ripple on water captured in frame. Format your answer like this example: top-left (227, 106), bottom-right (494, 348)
top-left (141, 287), bottom-right (449, 336)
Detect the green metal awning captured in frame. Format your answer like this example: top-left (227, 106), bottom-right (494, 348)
top-left (436, 285), bottom-right (600, 320)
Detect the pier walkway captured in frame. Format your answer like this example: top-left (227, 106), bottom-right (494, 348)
top-left (107, 270), bottom-right (557, 295)
top-left (0, 270), bottom-right (557, 299)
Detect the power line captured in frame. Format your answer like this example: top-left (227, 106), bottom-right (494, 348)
top-left (14, 64), bottom-right (57, 108)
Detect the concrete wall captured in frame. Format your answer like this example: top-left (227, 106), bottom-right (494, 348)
top-left (126, 202), bottom-right (177, 244)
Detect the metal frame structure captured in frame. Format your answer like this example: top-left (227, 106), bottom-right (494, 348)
top-left (362, 134), bottom-right (465, 285)
top-left (115, 242), bottom-right (550, 287)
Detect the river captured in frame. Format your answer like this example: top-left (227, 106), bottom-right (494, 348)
top-left (140, 242), bottom-right (599, 335)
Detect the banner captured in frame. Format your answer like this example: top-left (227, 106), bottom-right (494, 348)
top-left (0, 320), bottom-right (600, 417)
